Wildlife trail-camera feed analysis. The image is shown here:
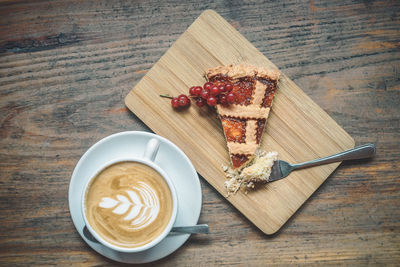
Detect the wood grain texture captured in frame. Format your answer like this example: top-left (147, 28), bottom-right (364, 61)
top-left (1, 0), bottom-right (399, 265)
top-left (125, 10), bottom-right (355, 235)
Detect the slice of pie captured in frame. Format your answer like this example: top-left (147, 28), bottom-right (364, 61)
top-left (205, 64), bottom-right (280, 171)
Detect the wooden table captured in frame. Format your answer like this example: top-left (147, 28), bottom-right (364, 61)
top-left (1, 0), bottom-right (399, 265)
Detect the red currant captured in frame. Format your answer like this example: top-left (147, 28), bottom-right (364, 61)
top-left (194, 86), bottom-right (202, 95)
top-left (200, 89), bottom-right (209, 99)
top-left (189, 86), bottom-right (202, 96)
top-left (227, 93), bottom-right (236, 104)
top-left (219, 94), bottom-right (228, 105)
top-left (218, 85), bottom-right (225, 94)
top-left (178, 94), bottom-right (190, 107)
top-left (207, 96), bottom-right (217, 106)
top-left (196, 98), bottom-right (206, 107)
top-left (189, 86), bottom-right (196, 96)
top-left (210, 85), bottom-right (219, 96)
top-left (224, 83), bottom-right (233, 92)
top-left (171, 97), bottom-right (180, 108)
top-left (203, 82), bottom-right (213, 91)
top-left (178, 94), bottom-right (188, 100)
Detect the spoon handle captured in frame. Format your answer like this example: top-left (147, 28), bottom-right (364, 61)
top-left (171, 224), bottom-right (209, 234)
top-left (292, 143), bottom-right (376, 170)
top-left (83, 223), bottom-right (210, 243)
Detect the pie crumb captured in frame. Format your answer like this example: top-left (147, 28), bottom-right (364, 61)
top-left (222, 150), bottom-right (278, 195)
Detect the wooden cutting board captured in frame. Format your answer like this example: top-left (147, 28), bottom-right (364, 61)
top-left (125, 10), bottom-right (355, 234)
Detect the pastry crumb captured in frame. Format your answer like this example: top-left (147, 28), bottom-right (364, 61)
top-left (222, 150), bottom-right (278, 195)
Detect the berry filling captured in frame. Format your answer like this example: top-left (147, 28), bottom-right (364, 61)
top-left (221, 116), bottom-right (246, 143)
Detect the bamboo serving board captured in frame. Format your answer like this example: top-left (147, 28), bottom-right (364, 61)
top-left (125, 10), bottom-right (355, 234)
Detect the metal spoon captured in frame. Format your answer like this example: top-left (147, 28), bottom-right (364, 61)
top-left (171, 224), bottom-right (209, 234)
top-left (83, 224), bottom-right (209, 243)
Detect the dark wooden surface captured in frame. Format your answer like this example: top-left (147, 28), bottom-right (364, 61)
top-left (1, 0), bottom-right (399, 265)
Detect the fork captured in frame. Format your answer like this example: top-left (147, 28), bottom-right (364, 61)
top-left (269, 143), bottom-right (376, 182)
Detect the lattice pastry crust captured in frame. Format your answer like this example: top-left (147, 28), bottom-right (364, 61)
top-left (206, 64), bottom-right (279, 169)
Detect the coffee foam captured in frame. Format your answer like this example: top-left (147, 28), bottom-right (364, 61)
top-left (85, 161), bottom-right (173, 248)
top-left (99, 181), bottom-right (160, 229)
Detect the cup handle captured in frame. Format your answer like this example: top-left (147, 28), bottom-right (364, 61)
top-left (143, 138), bottom-right (160, 162)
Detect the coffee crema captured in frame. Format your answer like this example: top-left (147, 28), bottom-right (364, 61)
top-left (85, 161), bottom-right (173, 248)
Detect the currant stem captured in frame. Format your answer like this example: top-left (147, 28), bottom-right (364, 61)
top-left (160, 94), bottom-right (173, 99)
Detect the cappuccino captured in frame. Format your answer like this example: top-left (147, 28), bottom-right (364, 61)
top-left (84, 161), bottom-right (173, 248)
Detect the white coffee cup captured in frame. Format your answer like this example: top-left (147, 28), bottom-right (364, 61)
top-left (81, 138), bottom-right (178, 253)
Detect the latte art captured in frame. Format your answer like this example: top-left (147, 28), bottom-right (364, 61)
top-left (85, 161), bottom-right (173, 248)
top-left (99, 182), bottom-right (160, 229)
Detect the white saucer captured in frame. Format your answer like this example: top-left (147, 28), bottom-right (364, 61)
top-left (68, 131), bottom-right (202, 264)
